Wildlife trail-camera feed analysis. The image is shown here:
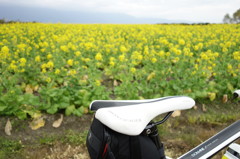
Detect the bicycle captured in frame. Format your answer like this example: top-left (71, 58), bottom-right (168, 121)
top-left (86, 90), bottom-right (240, 159)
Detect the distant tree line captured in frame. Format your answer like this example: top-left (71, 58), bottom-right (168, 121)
top-left (0, 18), bottom-right (37, 24)
top-left (223, 8), bottom-right (240, 24)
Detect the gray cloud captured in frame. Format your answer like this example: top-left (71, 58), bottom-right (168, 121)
top-left (0, 0), bottom-right (239, 23)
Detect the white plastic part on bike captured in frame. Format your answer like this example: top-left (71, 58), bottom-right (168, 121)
top-left (223, 143), bottom-right (240, 159)
top-left (95, 96), bottom-right (195, 136)
top-left (234, 90), bottom-right (240, 98)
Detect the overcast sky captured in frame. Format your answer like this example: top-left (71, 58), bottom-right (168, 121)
top-left (0, 0), bottom-right (239, 23)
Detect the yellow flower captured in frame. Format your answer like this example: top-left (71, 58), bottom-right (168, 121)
top-left (119, 54), bottom-right (125, 62)
top-left (81, 58), bottom-right (91, 62)
top-left (171, 57), bottom-right (180, 63)
top-left (17, 43), bottom-right (26, 50)
top-left (1, 46), bottom-right (9, 53)
top-left (35, 55), bottom-right (41, 62)
top-left (143, 46), bottom-right (149, 55)
top-left (55, 69), bottom-right (60, 74)
top-left (194, 64), bottom-right (199, 70)
top-left (95, 80), bottom-right (101, 86)
top-left (45, 77), bottom-right (51, 83)
top-left (9, 61), bottom-right (17, 71)
top-left (67, 59), bottom-right (74, 66)
top-left (19, 58), bottom-right (27, 63)
top-left (95, 53), bottom-right (103, 61)
top-left (178, 39), bottom-right (185, 45)
top-left (120, 46), bottom-right (127, 53)
top-left (130, 67), bottom-right (136, 73)
top-left (214, 52), bottom-right (219, 58)
top-left (208, 92), bottom-right (216, 101)
top-left (151, 57), bottom-right (157, 63)
top-left (68, 69), bottom-right (77, 76)
top-left (147, 72), bottom-right (156, 81)
top-left (158, 51), bottom-right (165, 57)
top-left (194, 45), bottom-right (199, 51)
top-left (200, 53), bottom-right (209, 60)
top-left (191, 71), bottom-right (196, 75)
top-left (74, 61), bottom-right (79, 65)
top-left (82, 65), bottom-right (88, 69)
top-left (137, 54), bottom-right (143, 61)
top-left (227, 64), bottom-right (232, 70)
top-left (207, 66), bottom-right (213, 70)
top-left (46, 61), bottom-right (54, 69)
top-left (47, 54), bottom-right (52, 59)
top-left (222, 47), bottom-right (228, 53)
top-left (42, 68), bottom-right (47, 73)
top-left (40, 48), bottom-right (45, 53)
top-left (109, 61), bottom-right (115, 67)
top-left (19, 58), bottom-right (27, 66)
top-left (60, 45), bottom-right (68, 52)
top-left (233, 51), bottom-right (240, 60)
top-left (75, 51), bottom-right (81, 56)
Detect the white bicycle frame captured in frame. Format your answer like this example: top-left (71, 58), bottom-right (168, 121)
top-left (173, 120), bottom-right (240, 159)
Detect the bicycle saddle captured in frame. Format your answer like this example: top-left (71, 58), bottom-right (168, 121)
top-left (90, 96), bottom-right (195, 136)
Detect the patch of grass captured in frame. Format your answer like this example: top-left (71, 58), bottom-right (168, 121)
top-left (11, 119), bottom-right (28, 132)
top-left (39, 135), bottom-right (58, 145)
top-left (187, 101), bottom-right (239, 125)
top-left (62, 130), bottom-right (88, 145)
top-left (0, 137), bottom-right (23, 159)
top-left (188, 113), bottom-right (239, 125)
top-left (37, 130), bottom-right (88, 146)
top-left (179, 133), bottom-right (200, 147)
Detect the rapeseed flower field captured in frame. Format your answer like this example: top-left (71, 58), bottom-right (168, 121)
top-left (0, 23), bottom-right (239, 118)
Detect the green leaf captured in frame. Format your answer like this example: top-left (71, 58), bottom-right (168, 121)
top-left (227, 83), bottom-right (234, 92)
top-left (17, 96), bottom-right (25, 103)
top-left (58, 96), bottom-right (70, 109)
top-left (65, 105), bottom-right (75, 116)
top-left (47, 104), bottom-right (58, 114)
top-left (194, 91), bottom-right (208, 98)
top-left (73, 107), bottom-right (84, 117)
top-left (82, 100), bottom-right (91, 108)
top-left (57, 78), bottom-right (64, 83)
top-left (15, 111), bottom-right (27, 120)
top-left (74, 100), bottom-right (82, 105)
top-left (58, 102), bottom-right (69, 109)
top-left (172, 84), bottom-right (180, 91)
top-left (0, 106), bottom-right (7, 112)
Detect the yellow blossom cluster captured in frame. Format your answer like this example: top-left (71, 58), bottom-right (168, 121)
top-left (0, 23), bottom-right (239, 102)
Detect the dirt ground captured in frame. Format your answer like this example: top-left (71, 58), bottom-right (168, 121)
top-left (0, 114), bottom-right (93, 159)
top-left (0, 104), bottom-right (239, 159)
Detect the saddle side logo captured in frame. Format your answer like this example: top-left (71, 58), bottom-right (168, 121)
top-left (108, 110), bottom-right (142, 123)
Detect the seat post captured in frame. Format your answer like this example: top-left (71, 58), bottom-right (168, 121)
top-left (143, 111), bottom-right (173, 159)
top-left (144, 124), bottom-right (166, 159)
top-left (147, 124), bottom-right (163, 149)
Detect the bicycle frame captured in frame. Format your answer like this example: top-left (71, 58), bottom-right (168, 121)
top-left (148, 118), bottom-right (240, 159)
top-left (178, 120), bottom-right (240, 159)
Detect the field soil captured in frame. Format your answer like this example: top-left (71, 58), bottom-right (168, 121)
top-left (0, 102), bottom-right (239, 159)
